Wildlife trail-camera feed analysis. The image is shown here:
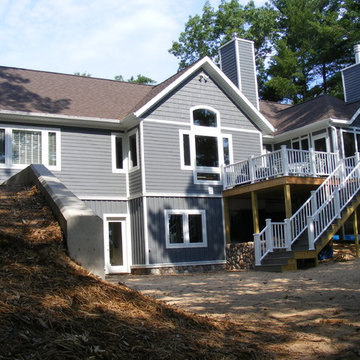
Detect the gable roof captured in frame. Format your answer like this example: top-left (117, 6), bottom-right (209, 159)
top-left (0, 59), bottom-right (275, 133)
top-left (0, 66), bottom-right (153, 120)
top-left (260, 95), bottom-right (360, 135)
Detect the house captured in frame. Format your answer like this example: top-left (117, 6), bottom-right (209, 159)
top-left (1, 37), bottom-right (359, 275)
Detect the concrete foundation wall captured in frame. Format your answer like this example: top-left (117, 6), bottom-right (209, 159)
top-left (3, 164), bottom-right (105, 279)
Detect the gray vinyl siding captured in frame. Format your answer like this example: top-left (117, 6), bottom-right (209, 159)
top-left (231, 131), bottom-right (262, 162)
top-left (129, 197), bottom-right (146, 265)
top-left (237, 40), bottom-right (258, 108)
top-left (83, 200), bottom-right (128, 219)
top-left (342, 64), bottom-right (360, 103)
top-left (0, 168), bottom-right (20, 184)
top-left (143, 121), bottom-right (222, 194)
top-left (56, 127), bottom-right (126, 198)
top-left (220, 42), bottom-right (239, 88)
top-left (146, 196), bottom-right (225, 265)
top-left (128, 127), bottom-right (142, 196)
top-left (145, 70), bottom-right (259, 131)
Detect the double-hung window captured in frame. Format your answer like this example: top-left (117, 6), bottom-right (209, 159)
top-left (179, 106), bottom-right (233, 184)
top-left (165, 209), bottom-right (207, 248)
top-left (0, 125), bottom-right (61, 170)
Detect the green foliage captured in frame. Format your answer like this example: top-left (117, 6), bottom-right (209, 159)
top-left (73, 72), bottom-right (92, 77)
top-left (114, 74), bottom-right (156, 85)
top-left (170, 0), bottom-right (360, 104)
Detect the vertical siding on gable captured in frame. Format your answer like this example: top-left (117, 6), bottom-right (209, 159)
top-left (146, 196), bottom-right (225, 265)
top-left (220, 42), bottom-right (239, 88)
top-left (55, 127), bottom-right (127, 198)
top-left (237, 40), bottom-right (258, 108)
top-left (129, 197), bottom-right (146, 265)
top-left (145, 71), bottom-right (259, 131)
top-left (342, 64), bottom-right (360, 103)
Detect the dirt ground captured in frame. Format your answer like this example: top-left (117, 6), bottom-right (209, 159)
top-left (111, 245), bottom-right (360, 359)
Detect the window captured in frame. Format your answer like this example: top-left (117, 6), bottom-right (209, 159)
top-left (193, 109), bottom-right (217, 127)
top-left (0, 125), bottom-right (60, 170)
top-left (179, 106), bottom-right (233, 184)
top-left (128, 130), bottom-right (139, 170)
top-left (183, 133), bottom-right (191, 166)
top-left (291, 136), bottom-right (309, 150)
top-left (111, 133), bottom-right (125, 172)
top-left (195, 135), bottom-right (218, 167)
top-left (165, 210), bottom-right (207, 248)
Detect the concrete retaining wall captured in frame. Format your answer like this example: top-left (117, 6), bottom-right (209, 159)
top-left (3, 164), bottom-right (105, 279)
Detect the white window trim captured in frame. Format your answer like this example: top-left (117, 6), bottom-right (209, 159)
top-left (111, 132), bottom-right (127, 173)
top-left (178, 106), bottom-right (233, 185)
top-left (291, 135), bottom-right (310, 150)
top-left (312, 132), bottom-right (330, 152)
top-left (179, 129), bottom-right (193, 170)
top-left (164, 209), bottom-right (208, 249)
top-left (0, 124), bottom-right (61, 171)
top-left (128, 128), bottom-right (140, 172)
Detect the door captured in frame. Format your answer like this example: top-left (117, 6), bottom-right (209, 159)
top-left (104, 216), bottom-right (129, 274)
top-left (312, 134), bottom-right (329, 152)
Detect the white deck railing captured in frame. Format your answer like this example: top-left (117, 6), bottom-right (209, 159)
top-left (254, 154), bottom-right (360, 266)
top-left (223, 145), bottom-right (338, 190)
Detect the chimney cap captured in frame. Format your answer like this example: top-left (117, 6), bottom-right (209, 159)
top-left (354, 44), bottom-right (360, 64)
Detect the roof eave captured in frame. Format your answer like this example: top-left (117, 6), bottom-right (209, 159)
top-left (0, 110), bottom-right (126, 130)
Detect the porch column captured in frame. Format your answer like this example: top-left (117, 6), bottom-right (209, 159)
top-left (223, 197), bottom-right (231, 244)
top-left (251, 191), bottom-right (260, 233)
top-left (284, 184), bottom-right (292, 219)
top-left (354, 208), bottom-right (359, 258)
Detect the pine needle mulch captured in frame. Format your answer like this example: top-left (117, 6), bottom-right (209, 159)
top-left (0, 185), bottom-right (273, 360)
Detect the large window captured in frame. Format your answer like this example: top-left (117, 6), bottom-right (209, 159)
top-left (342, 130), bottom-right (360, 157)
top-left (179, 106), bottom-right (233, 184)
top-left (165, 209), bottom-right (207, 248)
top-left (0, 125), bottom-right (60, 170)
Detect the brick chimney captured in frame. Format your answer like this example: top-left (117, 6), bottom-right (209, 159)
top-left (219, 36), bottom-right (259, 110)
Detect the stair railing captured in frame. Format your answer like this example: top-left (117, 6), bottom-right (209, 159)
top-left (307, 157), bottom-right (360, 249)
top-left (254, 154), bottom-right (358, 265)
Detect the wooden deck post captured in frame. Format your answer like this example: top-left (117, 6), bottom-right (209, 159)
top-left (251, 191), bottom-right (260, 233)
top-left (354, 207), bottom-right (359, 258)
top-left (223, 197), bottom-right (231, 244)
top-left (284, 184), bottom-right (292, 219)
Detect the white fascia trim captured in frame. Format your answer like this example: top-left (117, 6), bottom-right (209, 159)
top-left (133, 57), bottom-right (275, 134)
top-left (272, 119), bottom-right (333, 143)
top-left (341, 70), bottom-right (348, 103)
top-left (144, 118), bottom-right (191, 128)
top-left (349, 107), bottom-right (360, 125)
top-left (128, 192), bottom-right (223, 200)
top-left (250, 41), bottom-right (260, 111)
top-left (79, 196), bottom-right (128, 201)
top-left (0, 110), bottom-right (123, 130)
top-left (130, 259), bottom-right (226, 269)
top-left (145, 192), bottom-right (223, 198)
top-left (221, 126), bottom-right (261, 134)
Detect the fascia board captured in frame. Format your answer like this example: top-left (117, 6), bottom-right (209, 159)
top-left (272, 119), bottom-right (331, 143)
top-left (134, 57), bottom-right (275, 134)
top-left (201, 60), bottom-right (275, 133)
top-left (0, 110), bottom-right (126, 130)
top-left (348, 106), bottom-right (360, 125)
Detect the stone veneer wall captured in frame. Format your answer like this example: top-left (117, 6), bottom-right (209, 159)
top-left (226, 242), bottom-right (255, 270)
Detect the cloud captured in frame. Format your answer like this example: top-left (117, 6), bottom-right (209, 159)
top-left (0, 0), bottom-right (270, 82)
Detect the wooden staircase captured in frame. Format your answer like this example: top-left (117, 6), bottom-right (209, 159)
top-left (254, 157), bottom-right (360, 272)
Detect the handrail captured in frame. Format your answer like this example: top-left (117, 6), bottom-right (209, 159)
top-left (308, 160), bottom-right (360, 247)
top-left (253, 154), bottom-right (359, 266)
top-left (223, 146), bottom-right (338, 190)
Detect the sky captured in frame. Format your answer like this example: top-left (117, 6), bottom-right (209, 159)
top-left (0, 0), bottom-right (266, 83)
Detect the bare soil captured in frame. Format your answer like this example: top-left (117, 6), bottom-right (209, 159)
top-left (113, 245), bottom-right (360, 359)
top-left (1, 185), bottom-right (359, 359)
